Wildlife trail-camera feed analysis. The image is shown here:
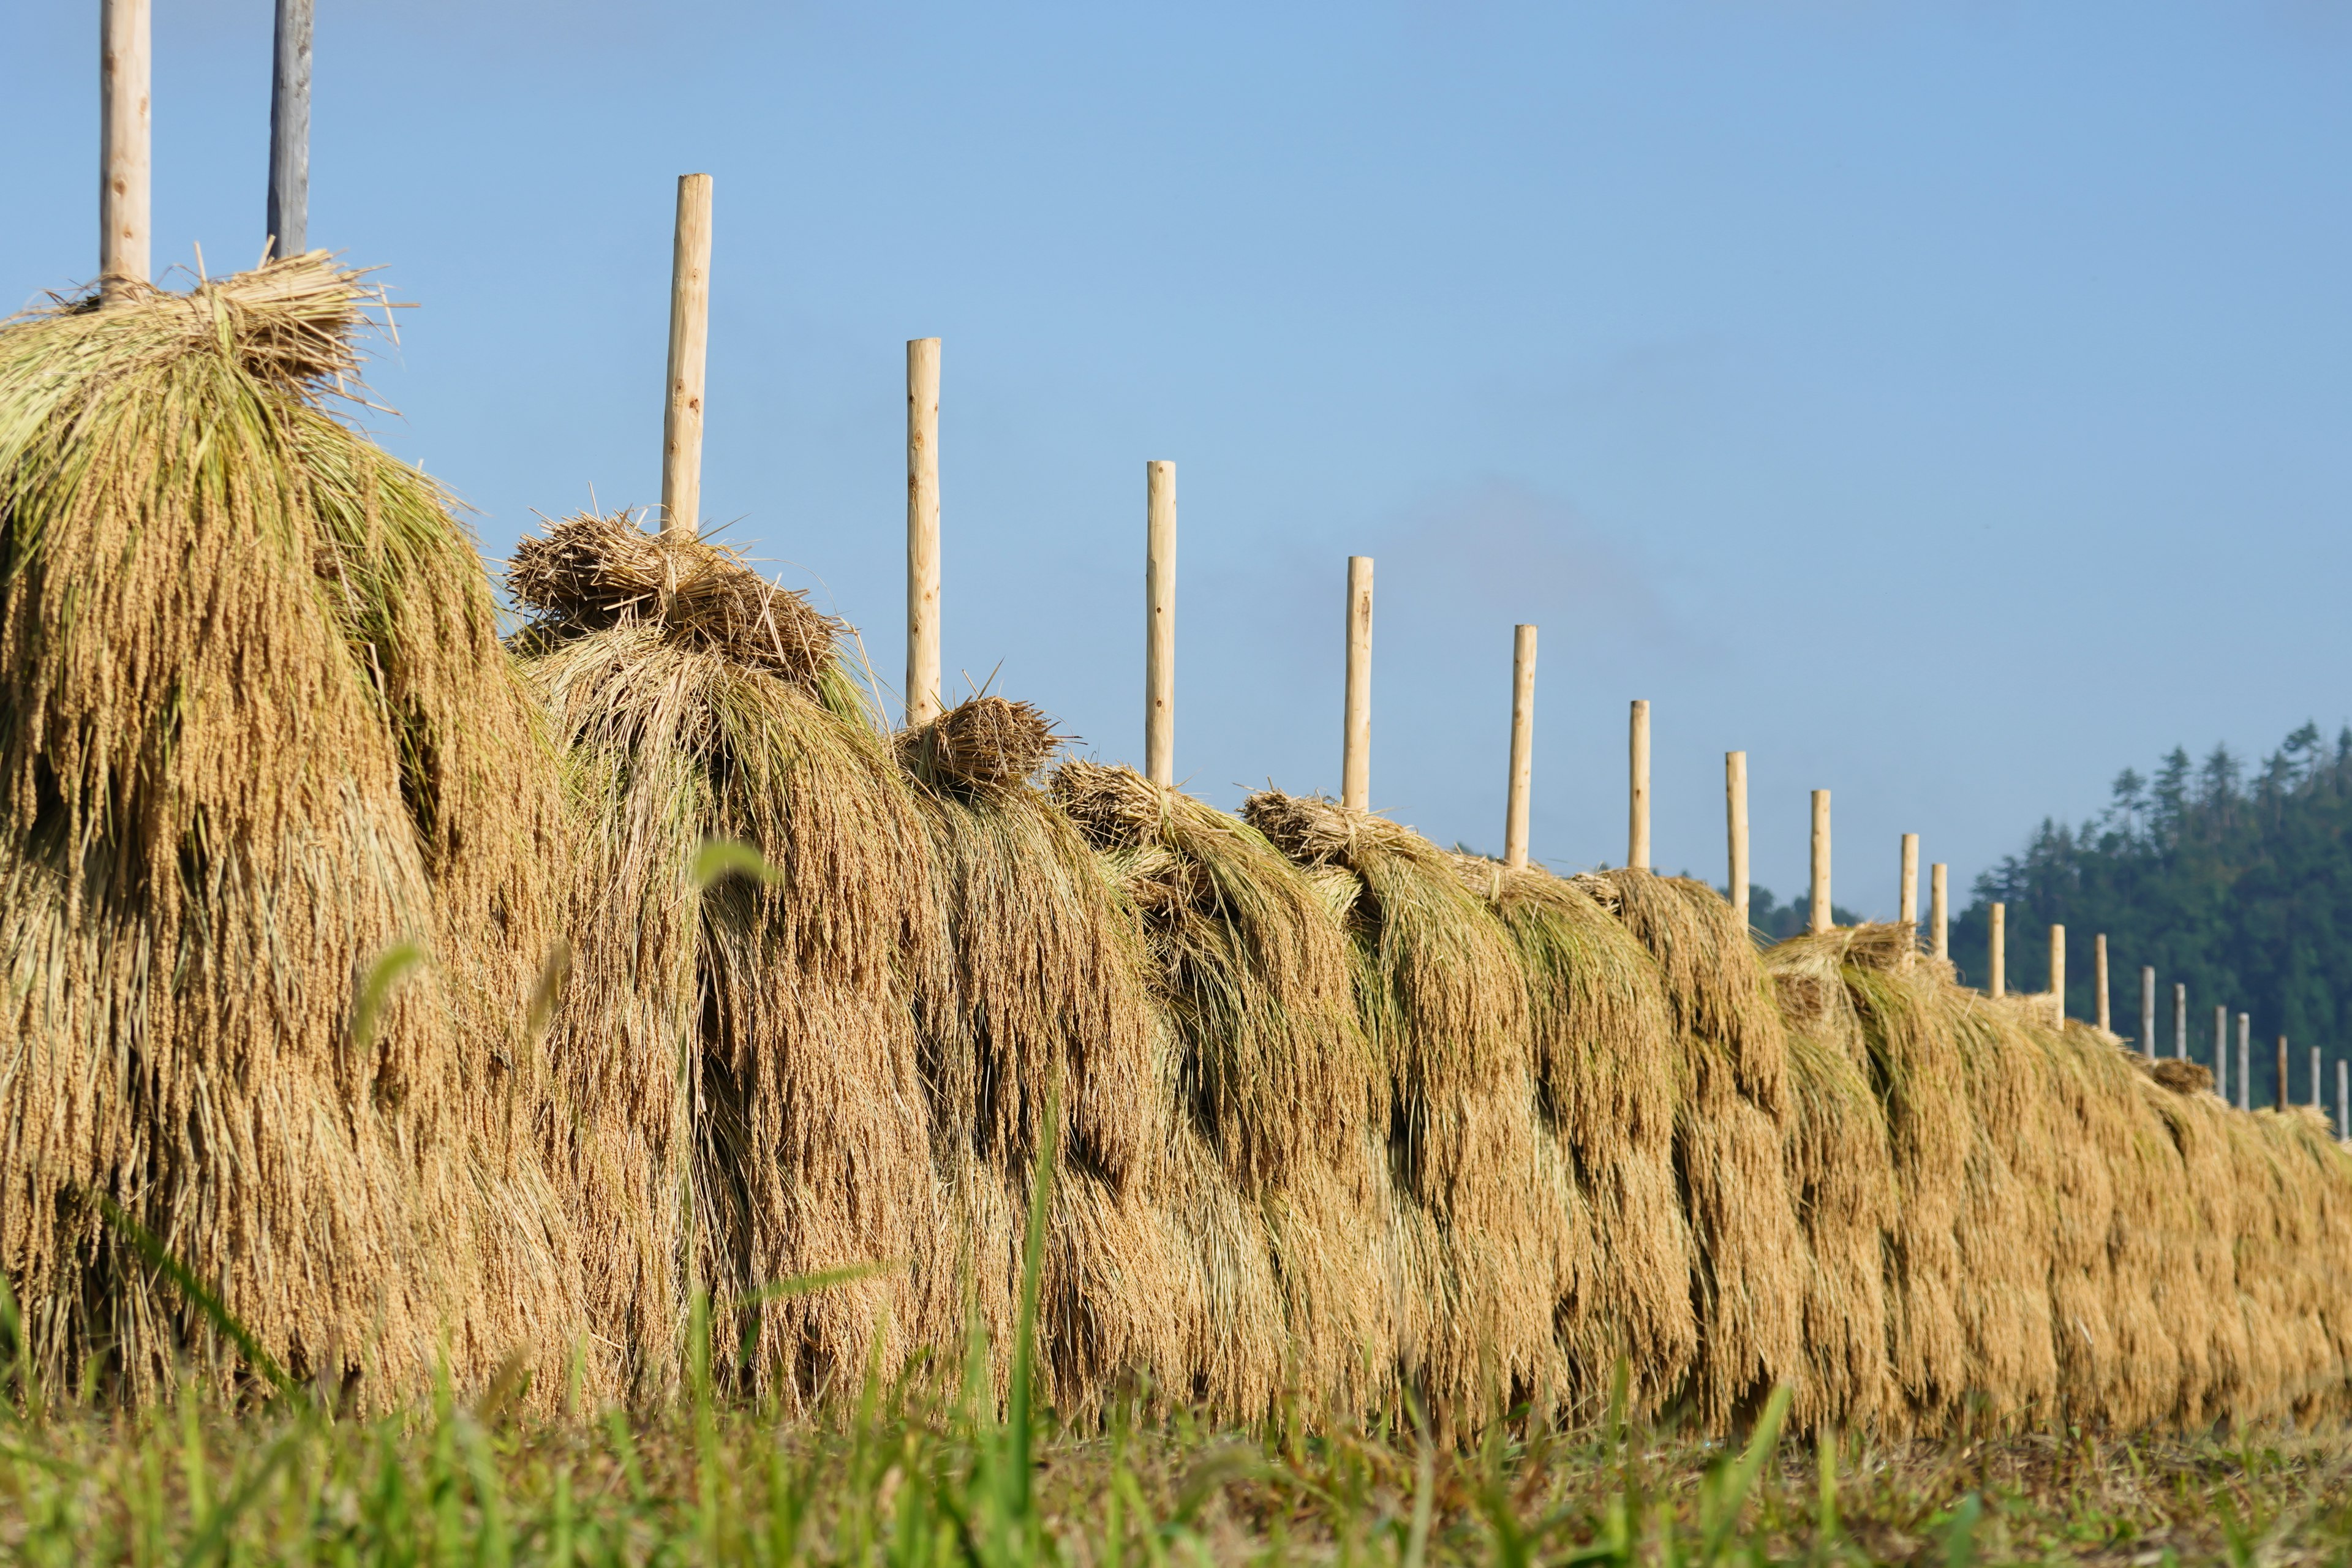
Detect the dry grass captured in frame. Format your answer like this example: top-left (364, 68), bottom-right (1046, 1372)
top-left (903, 695), bottom-right (1065, 792)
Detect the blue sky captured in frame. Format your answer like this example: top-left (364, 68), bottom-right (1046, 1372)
top-left (7, 2), bottom-right (2349, 910)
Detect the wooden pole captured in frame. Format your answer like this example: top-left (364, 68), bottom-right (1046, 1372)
top-left (1144, 461), bottom-right (1176, 785)
top-left (2277, 1035), bottom-right (2290, 1113)
top-left (1341, 557), bottom-right (1373, 810)
top-left (2214, 1006), bottom-right (2228, 1104)
top-left (2312, 1046), bottom-right (2323, 1111)
top-left (2174, 982), bottom-right (2187, 1060)
top-left (1989, 902), bottom-right (2005, 998)
top-left (2093, 933), bottom-right (2109, 1032)
top-left (99, 0), bottom-right (151, 298)
top-left (1930, 864), bottom-right (1949, 961)
top-left (2237, 1013), bottom-right (2251, 1112)
top-left (1899, 834), bottom-right (1919, 930)
top-left (2139, 966), bottom-right (2155, 1060)
top-left (660, 174), bottom-right (714, 540)
top-left (2049, 924), bottom-right (2065, 1023)
top-left (1725, 751), bottom-right (1749, 927)
top-left (1503, 625), bottom-right (1536, 870)
top-left (1627, 701), bottom-right (1651, 870)
top-left (266, 0), bottom-right (312, 257)
top-left (1807, 790), bottom-right (1831, 934)
top-left (905, 337), bottom-right (943, 726)
top-left (2338, 1058), bottom-right (2347, 1140)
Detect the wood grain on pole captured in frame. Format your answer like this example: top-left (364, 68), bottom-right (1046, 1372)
top-left (1726, 751), bottom-right (1749, 927)
top-left (1808, 790), bottom-right (1831, 935)
top-left (267, 0), bottom-right (312, 257)
top-left (2174, 982), bottom-right (2187, 1061)
top-left (1341, 557), bottom-right (1373, 811)
top-left (1144, 461), bottom-right (1177, 786)
top-left (1899, 833), bottom-right (1919, 930)
top-left (1989, 902), bottom-right (2005, 998)
top-left (2093, 933), bottom-right (2108, 1033)
top-left (100, 0), bottom-right (151, 296)
top-left (660, 175), bottom-right (714, 540)
top-left (2140, 966), bottom-right (2155, 1061)
top-left (2049, 924), bottom-right (2065, 1023)
top-left (905, 337), bottom-right (943, 726)
top-left (1503, 625), bottom-right (1536, 870)
top-left (2215, 1006), bottom-right (2228, 1104)
top-left (2237, 1013), bottom-right (2251, 1112)
top-left (1931, 864), bottom-right (1948, 962)
top-left (1627, 701), bottom-right (1651, 871)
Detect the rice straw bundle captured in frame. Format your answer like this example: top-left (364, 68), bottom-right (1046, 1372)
top-left (515, 518), bottom-right (938, 1402)
top-left (0, 257), bottom-right (586, 1402)
top-left (1245, 790), bottom-right (1575, 1432)
top-left (1458, 858), bottom-right (1693, 1420)
top-left (1577, 871), bottom-right (1803, 1431)
top-left (1944, 992), bottom-right (2061, 1427)
top-left (2132, 1063), bottom-right (2238, 1426)
top-left (1051, 761), bottom-right (1394, 1415)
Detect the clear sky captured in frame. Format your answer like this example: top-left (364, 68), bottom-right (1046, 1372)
top-left (8, 2), bottom-right (2349, 911)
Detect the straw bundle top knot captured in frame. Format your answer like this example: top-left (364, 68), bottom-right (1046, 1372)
top-left (2149, 1058), bottom-right (2214, 1096)
top-left (507, 511), bottom-right (845, 690)
top-left (1049, 760), bottom-right (1171, 850)
top-left (901, 695), bottom-right (1066, 793)
top-left (1241, 789), bottom-right (1401, 870)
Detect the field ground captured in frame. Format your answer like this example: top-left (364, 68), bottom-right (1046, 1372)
top-left (6, 1377), bottom-right (2352, 1566)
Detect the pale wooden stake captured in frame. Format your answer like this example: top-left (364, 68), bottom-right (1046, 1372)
top-left (1725, 752), bottom-right (1749, 927)
top-left (2277, 1035), bottom-right (2290, 1114)
top-left (1931, 864), bottom-right (1949, 960)
top-left (2140, 966), bottom-right (2156, 1061)
top-left (1989, 902), bottom-right (2005, 998)
top-left (2312, 1046), bottom-right (2323, 1111)
top-left (1503, 625), bottom-right (1536, 870)
top-left (1627, 701), bottom-right (1651, 870)
top-left (2214, 1006), bottom-right (2228, 1103)
top-left (2174, 983), bottom-right (2187, 1061)
top-left (1807, 790), bottom-right (1831, 935)
top-left (661, 174), bottom-right (714, 540)
top-left (1144, 461), bottom-right (1176, 785)
top-left (2237, 1013), bottom-right (2251, 1112)
top-left (2093, 933), bottom-right (2108, 1032)
top-left (267, 0), bottom-right (312, 255)
top-left (100, 0), bottom-right (151, 297)
top-left (1341, 557), bottom-right (1373, 810)
top-left (1899, 834), bottom-right (1918, 930)
top-left (2338, 1058), bottom-right (2347, 1140)
top-left (905, 337), bottom-right (943, 726)
top-left (2049, 924), bottom-right (2066, 1023)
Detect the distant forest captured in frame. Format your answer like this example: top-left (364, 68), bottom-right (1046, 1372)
top-left (1945, 722), bottom-right (2352, 1108)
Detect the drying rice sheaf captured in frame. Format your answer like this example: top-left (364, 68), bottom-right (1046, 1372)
top-left (1052, 761), bottom-right (1395, 1416)
top-left (1245, 791), bottom-right (1577, 1433)
top-left (1578, 871), bottom-right (1804, 1432)
top-left (514, 514), bottom-right (937, 1403)
top-left (0, 258), bottom-right (586, 1402)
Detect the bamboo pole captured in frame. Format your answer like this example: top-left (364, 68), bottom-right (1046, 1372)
top-left (1341, 557), bottom-right (1373, 810)
top-left (1627, 701), bottom-right (1651, 870)
top-left (905, 337), bottom-right (943, 726)
top-left (2277, 1035), bottom-right (2290, 1114)
top-left (2215, 1006), bottom-right (2228, 1104)
top-left (1144, 461), bottom-right (1176, 785)
top-left (2093, 933), bottom-right (2108, 1032)
top-left (2049, 924), bottom-right (2065, 1023)
top-left (2174, 982), bottom-right (2187, 1060)
top-left (1989, 902), bottom-right (2005, 998)
top-left (2237, 1013), bottom-right (2251, 1112)
top-left (1503, 625), bottom-right (1536, 870)
top-left (1899, 833), bottom-right (1919, 929)
top-left (1808, 791), bottom-right (1831, 933)
top-left (1725, 752), bottom-right (1749, 927)
top-left (2140, 966), bottom-right (2155, 1061)
top-left (99, 0), bottom-right (151, 298)
top-left (267, 0), bottom-right (312, 256)
top-left (660, 174), bottom-right (714, 540)
top-left (1931, 864), bottom-right (1948, 961)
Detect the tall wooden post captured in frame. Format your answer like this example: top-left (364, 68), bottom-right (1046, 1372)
top-left (1989, 902), bottom-right (2006, 998)
top-left (2214, 1006), bottom-right (2228, 1103)
top-left (905, 337), bottom-right (943, 726)
top-left (1808, 791), bottom-right (1831, 934)
top-left (1144, 461), bottom-right (1176, 785)
top-left (1341, 557), bottom-right (1373, 811)
top-left (2093, 933), bottom-right (2109, 1031)
top-left (1503, 625), bottom-right (1536, 870)
top-left (267, 0), bottom-right (312, 256)
top-left (2174, 982), bottom-right (2187, 1060)
top-left (1627, 701), bottom-right (1651, 870)
top-left (2337, 1058), bottom-right (2347, 1140)
top-left (1899, 834), bottom-right (1919, 930)
top-left (661, 174), bottom-right (714, 540)
top-left (2237, 1013), bottom-right (2251, 1112)
top-left (1725, 752), bottom-right (1749, 927)
top-left (2140, 967), bottom-right (2156, 1060)
top-left (2274, 1036), bottom-right (2289, 1113)
top-left (1930, 865), bottom-right (1949, 960)
top-left (2049, 924), bottom-right (2066, 1023)
top-left (100, 0), bottom-right (151, 298)
top-left (2312, 1046), bottom-right (2323, 1111)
